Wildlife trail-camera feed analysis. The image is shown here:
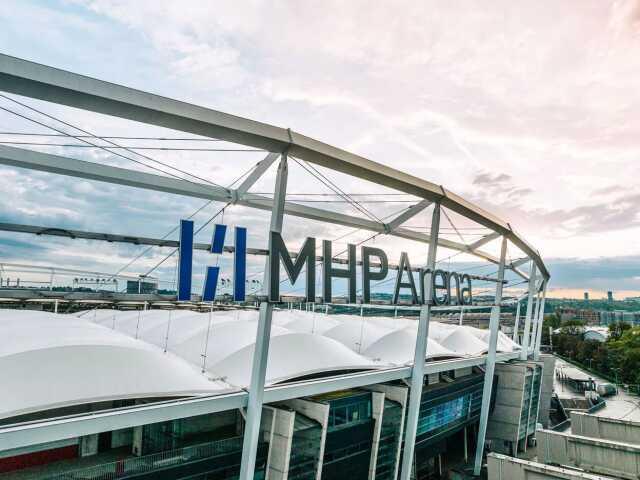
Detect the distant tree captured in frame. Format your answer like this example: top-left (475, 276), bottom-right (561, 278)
top-left (608, 321), bottom-right (632, 341)
top-left (546, 313), bottom-right (561, 329)
top-left (575, 339), bottom-right (599, 366)
top-left (542, 314), bottom-right (561, 345)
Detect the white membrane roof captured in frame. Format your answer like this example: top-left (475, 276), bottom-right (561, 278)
top-left (0, 308), bottom-right (520, 420)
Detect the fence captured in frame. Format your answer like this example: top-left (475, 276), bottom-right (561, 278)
top-left (46, 436), bottom-right (244, 480)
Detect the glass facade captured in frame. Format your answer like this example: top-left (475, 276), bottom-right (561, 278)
top-left (375, 399), bottom-right (402, 480)
top-left (288, 413), bottom-right (322, 480)
top-left (317, 391), bottom-right (375, 480)
top-left (407, 373), bottom-right (487, 480)
top-left (38, 412), bottom-right (268, 480)
top-left (519, 364), bottom-right (543, 439)
top-left (415, 374), bottom-right (484, 446)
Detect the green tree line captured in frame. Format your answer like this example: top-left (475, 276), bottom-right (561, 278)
top-left (548, 315), bottom-right (640, 390)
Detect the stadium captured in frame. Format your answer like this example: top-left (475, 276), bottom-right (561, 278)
top-left (0, 54), bottom-right (550, 480)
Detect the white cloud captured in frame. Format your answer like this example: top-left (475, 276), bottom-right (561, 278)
top-left (2, 0), bottom-right (640, 292)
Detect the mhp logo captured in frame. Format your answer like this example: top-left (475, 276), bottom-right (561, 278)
top-left (177, 219), bottom-right (247, 302)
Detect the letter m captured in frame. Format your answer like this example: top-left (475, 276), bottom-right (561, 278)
top-left (268, 232), bottom-right (316, 302)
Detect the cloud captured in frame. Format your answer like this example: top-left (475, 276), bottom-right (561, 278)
top-left (545, 256), bottom-right (640, 291)
top-left (472, 172), bottom-right (512, 186)
top-left (2, 0), bottom-right (640, 292)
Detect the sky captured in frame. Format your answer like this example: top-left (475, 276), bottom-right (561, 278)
top-left (1, 0), bottom-right (640, 299)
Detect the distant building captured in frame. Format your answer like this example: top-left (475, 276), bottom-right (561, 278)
top-left (583, 327), bottom-right (609, 343)
top-left (599, 310), bottom-right (640, 326)
top-left (607, 291), bottom-right (614, 302)
top-left (584, 292), bottom-right (589, 301)
top-left (555, 307), bottom-right (600, 325)
top-left (126, 279), bottom-right (158, 294)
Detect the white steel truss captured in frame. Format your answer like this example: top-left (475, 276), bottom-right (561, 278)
top-left (0, 54), bottom-right (551, 479)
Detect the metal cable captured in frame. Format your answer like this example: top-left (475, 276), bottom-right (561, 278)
top-left (292, 157), bottom-right (384, 223)
top-left (0, 94), bottom-right (228, 189)
top-left (110, 161), bottom-right (260, 280)
top-left (0, 132), bottom-right (224, 141)
top-left (0, 141), bottom-right (264, 152)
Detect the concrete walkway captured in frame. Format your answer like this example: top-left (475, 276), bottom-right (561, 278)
top-left (554, 357), bottom-right (640, 422)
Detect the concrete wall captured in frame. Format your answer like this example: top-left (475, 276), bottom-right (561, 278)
top-left (263, 406), bottom-right (295, 480)
top-left (571, 412), bottom-right (640, 445)
top-left (538, 429), bottom-right (640, 479)
top-left (132, 426), bottom-right (142, 456)
top-left (364, 383), bottom-right (408, 480)
top-left (79, 434), bottom-right (98, 457)
top-left (487, 360), bottom-right (545, 453)
top-left (111, 428), bottom-right (133, 449)
top-left (538, 354), bottom-right (556, 428)
top-left (454, 367), bottom-right (473, 378)
top-left (368, 391), bottom-right (385, 480)
top-left (283, 398), bottom-right (329, 480)
top-left (487, 452), bottom-right (615, 480)
top-left (486, 362), bottom-right (527, 448)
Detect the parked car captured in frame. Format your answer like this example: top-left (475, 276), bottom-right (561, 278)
top-left (597, 383), bottom-right (617, 397)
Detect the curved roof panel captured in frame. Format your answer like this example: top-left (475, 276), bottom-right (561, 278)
top-left (465, 326), bottom-right (521, 353)
top-left (440, 329), bottom-right (489, 356)
top-left (172, 322), bottom-right (291, 368)
top-left (0, 308), bottom-right (523, 420)
top-left (363, 329), bottom-right (460, 365)
top-left (0, 312), bottom-right (231, 420)
top-left (281, 312), bottom-right (341, 334)
top-left (323, 320), bottom-right (394, 352)
top-left (210, 332), bottom-right (379, 386)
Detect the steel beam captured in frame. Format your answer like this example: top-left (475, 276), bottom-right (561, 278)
top-left (0, 351), bottom-right (520, 452)
top-left (520, 263), bottom-right (537, 360)
top-left (0, 145), bottom-right (509, 272)
top-left (0, 144), bottom-right (233, 200)
top-left (533, 282), bottom-right (547, 360)
top-left (530, 287), bottom-right (543, 355)
top-left (511, 257), bottom-right (530, 269)
top-left (234, 152), bottom-right (280, 198)
top-left (384, 199), bottom-right (431, 232)
top-left (512, 300), bottom-right (522, 342)
top-left (466, 231), bottom-right (500, 251)
top-left (473, 236), bottom-right (508, 475)
top-left (0, 222), bottom-right (505, 287)
top-left (239, 155), bottom-right (288, 480)
top-left (399, 203), bottom-right (440, 480)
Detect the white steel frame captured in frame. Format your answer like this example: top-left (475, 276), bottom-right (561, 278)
top-left (0, 54), bottom-right (550, 478)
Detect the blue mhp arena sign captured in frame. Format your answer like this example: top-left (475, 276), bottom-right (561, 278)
top-left (177, 220), bottom-right (246, 302)
top-left (178, 220), bottom-right (472, 305)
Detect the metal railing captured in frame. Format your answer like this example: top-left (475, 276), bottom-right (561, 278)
top-left (46, 436), bottom-right (244, 480)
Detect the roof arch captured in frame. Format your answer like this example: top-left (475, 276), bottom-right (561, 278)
top-left (0, 312), bottom-right (231, 420)
top-left (363, 329), bottom-right (460, 365)
top-left (209, 332), bottom-right (379, 387)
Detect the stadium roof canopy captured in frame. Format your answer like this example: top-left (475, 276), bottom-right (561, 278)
top-left (0, 308), bottom-right (520, 421)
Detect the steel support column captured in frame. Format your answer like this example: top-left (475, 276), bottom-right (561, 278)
top-left (399, 203), bottom-right (440, 480)
top-left (533, 282), bottom-right (547, 360)
top-left (473, 236), bottom-right (508, 476)
top-left (520, 263), bottom-right (537, 360)
top-left (512, 300), bottom-right (521, 341)
top-left (239, 154), bottom-right (287, 480)
top-left (530, 288), bottom-right (542, 355)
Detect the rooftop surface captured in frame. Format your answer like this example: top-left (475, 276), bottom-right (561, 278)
top-left (554, 358), bottom-right (640, 422)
